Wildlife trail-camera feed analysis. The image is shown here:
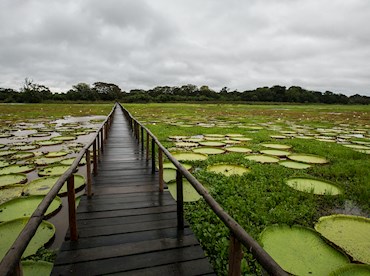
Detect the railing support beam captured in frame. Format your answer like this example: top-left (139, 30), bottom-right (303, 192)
top-left (176, 170), bottom-right (184, 229)
top-left (67, 175), bottom-right (78, 241)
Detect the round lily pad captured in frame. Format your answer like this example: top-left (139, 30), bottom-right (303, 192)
top-left (0, 196), bottom-right (62, 222)
top-left (245, 155), bottom-right (280, 163)
top-left (260, 149), bottom-right (291, 157)
top-left (9, 151), bottom-right (35, 160)
top-left (175, 142), bottom-right (198, 148)
top-left (10, 145), bottom-right (40, 151)
top-left (0, 133), bottom-right (13, 138)
top-left (225, 147), bottom-right (252, 153)
top-left (52, 136), bottom-right (76, 141)
top-left (207, 164), bottom-right (250, 176)
top-left (0, 218), bottom-right (55, 259)
top-left (29, 132), bottom-right (52, 137)
top-left (198, 141), bottom-right (225, 147)
top-left (193, 147), bottom-right (225, 155)
top-left (315, 215), bottom-right (370, 264)
top-left (222, 140), bottom-right (241, 144)
top-left (329, 264), bottom-right (370, 276)
top-left (44, 151), bottom-right (69, 158)
top-left (261, 143), bottom-right (292, 150)
top-left (286, 177), bottom-right (342, 195)
top-left (0, 150), bottom-right (16, 157)
top-left (60, 157), bottom-right (87, 166)
top-left (37, 140), bottom-right (63, 146)
top-left (172, 152), bottom-right (207, 161)
top-left (231, 137), bottom-right (252, 141)
top-left (0, 160), bottom-right (10, 168)
top-left (279, 161), bottom-right (311, 169)
top-left (288, 153), bottom-right (329, 164)
top-left (204, 134), bottom-right (224, 138)
top-left (343, 144), bottom-right (370, 150)
top-left (204, 137), bottom-right (225, 141)
top-left (38, 164), bottom-right (71, 176)
top-left (163, 168), bottom-right (177, 183)
top-left (168, 136), bottom-right (188, 140)
top-left (33, 157), bottom-right (64, 166)
top-left (260, 225), bottom-right (349, 275)
top-left (0, 173), bottom-right (27, 188)
top-left (0, 186), bottom-right (23, 205)
top-left (163, 162), bottom-right (192, 171)
top-left (226, 134), bottom-right (244, 137)
top-left (0, 144), bottom-right (5, 149)
top-left (24, 174), bottom-right (86, 196)
top-left (167, 179), bottom-right (201, 202)
top-left (0, 164), bottom-right (36, 175)
top-left (21, 260), bottom-right (54, 276)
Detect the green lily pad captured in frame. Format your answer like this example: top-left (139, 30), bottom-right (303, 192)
top-left (260, 149), bottom-right (291, 157)
top-left (9, 151), bottom-right (35, 160)
top-left (167, 179), bottom-right (201, 202)
top-left (172, 152), bottom-right (207, 161)
top-left (0, 196), bottom-right (62, 222)
top-left (10, 145), bottom-right (40, 151)
top-left (52, 136), bottom-right (76, 141)
top-left (60, 157), bottom-right (87, 166)
top-left (193, 147), bottom-right (225, 155)
top-left (0, 164), bottom-right (36, 175)
top-left (231, 137), bottom-right (252, 141)
top-left (0, 144), bottom-right (5, 149)
top-left (222, 140), bottom-right (241, 144)
top-left (0, 186), bottom-right (23, 205)
top-left (286, 177), bottom-right (342, 195)
top-left (33, 157), bottom-right (64, 166)
top-left (245, 155), bottom-right (280, 163)
top-left (204, 134), bottom-right (224, 138)
top-left (260, 143), bottom-right (292, 150)
top-left (0, 133), bottom-right (13, 138)
top-left (225, 147), bottom-right (252, 153)
top-left (207, 164), bottom-right (250, 176)
top-left (21, 260), bottom-right (54, 276)
top-left (24, 174), bottom-right (86, 196)
top-left (163, 168), bottom-right (177, 183)
top-left (0, 150), bottom-right (17, 157)
top-left (175, 142), bottom-right (198, 148)
top-left (198, 141), bottom-right (225, 147)
top-left (29, 132), bottom-right (52, 137)
top-left (37, 140), bottom-right (63, 146)
top-left (260, 225), bottom-right (349, 275)
top-left (0, 173), bottom-right (27, 188)
top-left (44, 151), bottom-right (69, 158)
top-left (279, 161), bottom-right (311, 169)
top-left (343, 144), bottom-right (370, 150)
top-left (0, 160), bottom-right (10, 168)
top-left (226, 134), bottom-right (244, 137)
top-left (288, 153), bottom-right (329, 164)
top-left (0, 218), bottom-right (55, 259)
top-left (329, 264), bottom-right (370, 276)
top-left (270, 135), bottom-right (287, 139)
top-left (315, 215), bottom-right (370, 264)
top-left (163, 162), bottom-right (192, 171)
top-left (38, 164), bottom-right (71, 176)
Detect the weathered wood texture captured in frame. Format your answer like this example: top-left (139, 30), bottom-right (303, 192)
top-left (52, 108), bottom-right (214, 275)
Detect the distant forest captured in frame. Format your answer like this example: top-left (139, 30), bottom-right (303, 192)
top-left (0, 79), bottom-right (369, 104)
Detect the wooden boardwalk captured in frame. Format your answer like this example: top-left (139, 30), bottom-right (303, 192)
top-left (51, 108), bottom-right (214, 275)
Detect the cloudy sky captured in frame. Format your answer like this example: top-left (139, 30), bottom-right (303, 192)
top-left (0, 0), bottom-right (369, 96)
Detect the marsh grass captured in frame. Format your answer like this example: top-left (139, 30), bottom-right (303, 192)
top-left (125, 103), bottom-right (369, 275)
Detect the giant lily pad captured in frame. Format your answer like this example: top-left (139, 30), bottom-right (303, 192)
top-left (315, 215), bottom-right (370, 264)
top-left (207, 164), bottom-right (250, 176)
top-left (10, 145), bottom-right (39, 151)
top-left (0, 164), bottom-right (36, 175)
top-left (0, 150), bottom-right (16, 157)
top-left (21, 260), bottom-right (54, 276)
top-left (245, 155), bottom-right (280, 163)
top-left (0, 196), bottom-right (62, 222)
top-left (279, 161), bottom-right (311, 169)
top-left (52, 136), bottom-right (76, 141)
top-left (288, 153), bottom-right (329, 164)
top-left (231, 137), bottom-right (252, 141)
top-left (329, 264), bottom-right (370, 275)
top-left (163, 162), bottom-right (192, 171)
top-left (60, 157), bottom-right (87, 166)
top-left (37, 140), bottom-right (63, 146)
top-left (225, 147), bottom-right (252, 153)
top-left (260, 225), bottom-right (349, 275)
top-left (44, 151), bottom-right (69, 158)
top-left (163, 168), bottom-right (177, 183)
top-left (171, 152), bottom-right (207, 161)
top-left (260, 149), bottom-right (291, 157)
top-left (286, 177), bottom-right (342, 195)
top-left (167, 179), bottom-right (201, 202)
top-left (9, 151), bottom-right (35, 160)
top-left (24, 174), bottom-right (86, 196)
top-left (0, 160), bottom-right (10, 168)
top-left (261, 143), bottom-right (292, 150)
top-left (38, 164), bottom-right (71, 176)
top-left (193, 147), bottom-right (225, 155)
top-left (33, 157), bottom-right (64, 166)
top-left (175, 142), bottom-right (198, 148)
top-left (198, 141), bottom-right (225, 147)
top-left (0, 173), bottom-right (27, 188)
top-left (0, 218), bottom-right (55, 259)
top-left (0, 186), bottom-right (23, 205)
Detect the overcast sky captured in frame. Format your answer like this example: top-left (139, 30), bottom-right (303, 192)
top-left (0, 0), bottom-right (369, 96)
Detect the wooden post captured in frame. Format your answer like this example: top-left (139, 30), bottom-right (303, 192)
top-left (13, 261), bottom-right (23, 276)
top-left (93, 138), bottom-right (98, 176)
top-left (146, 132), bottom-right (150, 161)
top-left (176, 170), bottom-right (184, 229)
top-left (151, 138), bottom-right (156, 174)
top-left (141, 126), bottom-right (144, 151)
top-left (158, 148), bottom-right (164, 192)
top-left (100, 128), bottom-right (104, 153)
top-left (67, 175), bottom-right (78, 241)
top-left (97, 132), bottom-right (101, 163)
top-left (86, 149), bottom-right (92, 198)
top-left (228, 234), bottom-right (243, 276)
top-left (104, 123), bottom-right (108, 141)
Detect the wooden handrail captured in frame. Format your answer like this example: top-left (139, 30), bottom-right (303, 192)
top-left (0, 103), bottom-right (118, 276)
top-left (119, 103), bottom-right (288, 276)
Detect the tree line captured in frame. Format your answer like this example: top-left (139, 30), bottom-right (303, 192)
top-left (0, 79), bottom-right (369, 104)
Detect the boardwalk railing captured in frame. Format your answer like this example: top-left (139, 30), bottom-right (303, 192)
top-left (119, 103), bottom-right (288, 276)
top-left (0, 103), bottom-right (117, 276)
